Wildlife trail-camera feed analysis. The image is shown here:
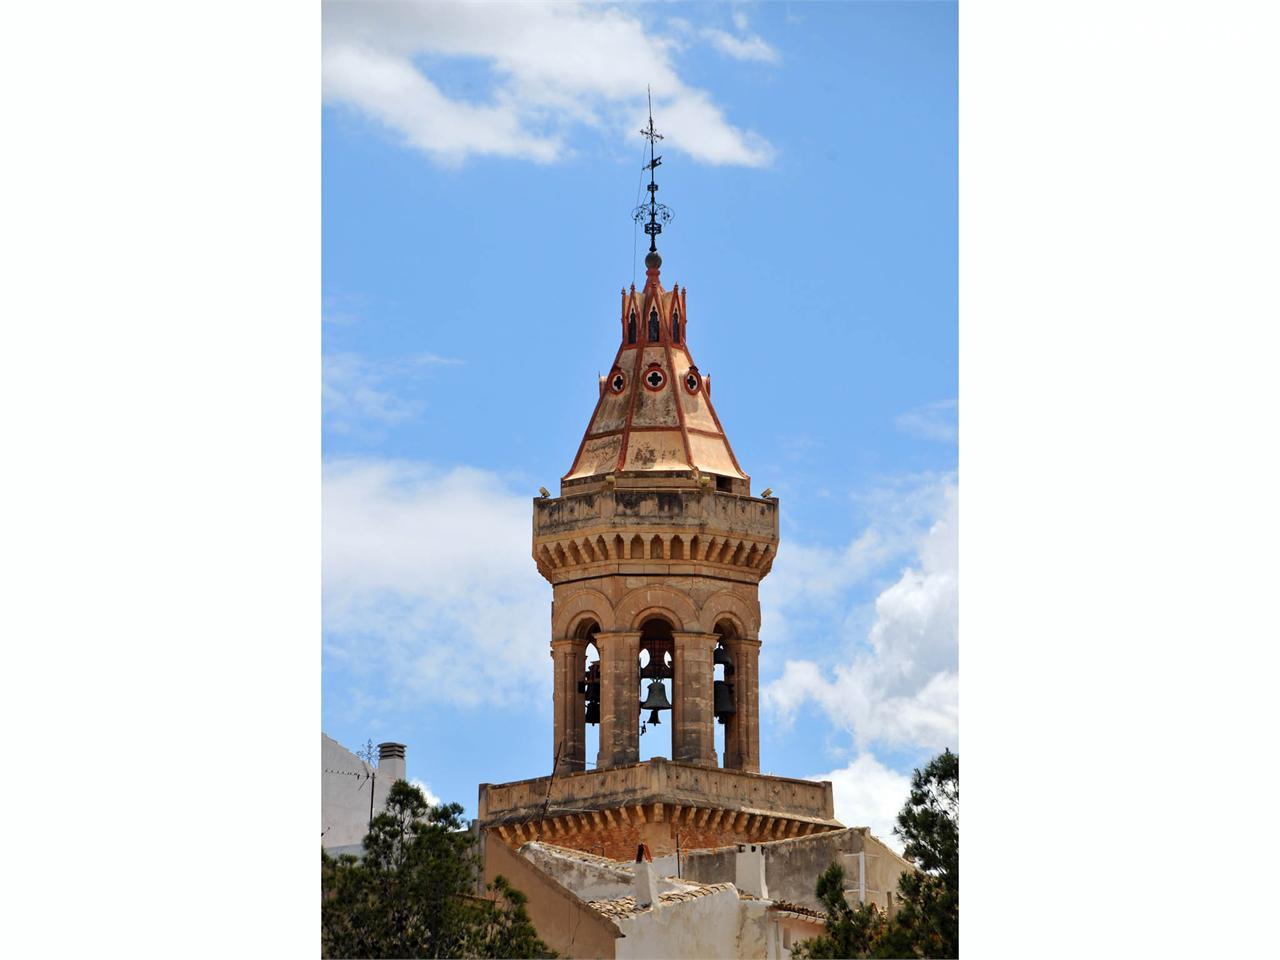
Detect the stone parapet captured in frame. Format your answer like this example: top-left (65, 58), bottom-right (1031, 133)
top-left (478, 760), bottom-right (840, 860)
top-left (479, 759), bottom-right (836, 830)
top-left (533, 486), bottom-right (778, 585)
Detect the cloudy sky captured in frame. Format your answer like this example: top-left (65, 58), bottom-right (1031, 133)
top-left (322, 0), bottom-right (956, 847)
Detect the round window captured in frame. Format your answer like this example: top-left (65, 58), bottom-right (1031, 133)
top-left (609, 371), bottom-right (626, 394)
top-left (642, 366), bottom-right (667, 391)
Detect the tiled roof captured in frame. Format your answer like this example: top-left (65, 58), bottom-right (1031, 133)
top-left (520, 840), bottom-right (627, 867)
top-left (768, 900), bottom-right (826, 921)
top-left (588, 882), bottom-right (737, 920)
top-left (562, 266), bottom-right (748, 483)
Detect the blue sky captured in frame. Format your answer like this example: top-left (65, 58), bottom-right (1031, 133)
top-left (322, 0), bottom-right (956, 842)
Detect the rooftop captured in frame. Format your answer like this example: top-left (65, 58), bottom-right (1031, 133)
top-left (587, 881), bottom-right (738, 920)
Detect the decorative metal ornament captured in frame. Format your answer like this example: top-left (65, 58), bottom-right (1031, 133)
top-left (632, 87), bottom-right (674, 254)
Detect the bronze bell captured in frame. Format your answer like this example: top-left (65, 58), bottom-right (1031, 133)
top-left (640, 680), bottom-right (672, 713)
top-left (713, 645), bottom-right (735, 670)
top-left (585, 700), bottom-right (600, 725)
top-left (714, 679), bottom-right (735, 720)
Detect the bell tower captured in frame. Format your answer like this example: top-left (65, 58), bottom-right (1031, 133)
top-left (477, 100), bottom-right (841, 860)
top-left (540, 238), bottom-right (775, 776)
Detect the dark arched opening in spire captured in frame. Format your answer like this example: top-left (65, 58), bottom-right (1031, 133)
top-left (649, 307), bottom-right (660, 342)
top-left (628, 310), bottom-right (637, 345)
top-left (672, 309), bottom-right (680, 344)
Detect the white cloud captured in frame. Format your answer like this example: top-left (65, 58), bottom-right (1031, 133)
top-left (896, 399), bottom-right (958, 443)
top-left (323, 352), bottom-right (462, 433)
top-left (759, 474), bottom-right (953, 652)
top-left (811, 753), bottom-right (911, 853)
top-left (323, 459), bottom-right (551, 708)
top-left (702, 29), bottom-right (780, 64)
top-left (323, 353), bottom-right (413, 430)
top-left (764, 482), bottom-right (958, 752)
top-left (322, 1), bottom-right (775, 167)
top-left (410, 777), bottom-right (443, 807)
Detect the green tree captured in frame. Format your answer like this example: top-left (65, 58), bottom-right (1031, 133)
top-left (789, 862), bottom-right (890, 959)
top-left (321, 780), bottom-right (554, 959)
top-left (892, 749), bottom-right (958, 958)
top-left (793, 749), bottom-right (959, 959)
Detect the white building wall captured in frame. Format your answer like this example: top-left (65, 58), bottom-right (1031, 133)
top-left (615, 888), bottom-right (748, 960)
top-left (321, 733), bottom-right (403, 850)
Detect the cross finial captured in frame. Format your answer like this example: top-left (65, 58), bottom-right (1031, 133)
top-left (633, 86), bottom-right (673, 255)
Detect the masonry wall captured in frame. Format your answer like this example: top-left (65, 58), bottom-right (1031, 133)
top-left (484, 838), bottom-right (621, 960)
top-left (613, 887), bottom-right (747, 960)
top-left (680, 828), bottom-right (914, 913)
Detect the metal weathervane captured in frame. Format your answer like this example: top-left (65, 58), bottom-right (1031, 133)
top-left (633, 87), bottom-right (673, 253)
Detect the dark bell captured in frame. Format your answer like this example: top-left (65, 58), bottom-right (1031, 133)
top-left (647, 709), bottom-right (661, 725)
top-left (585, 701), bottom-right (600, 725)
top-left (714, 679), bottom-right (735, 718)
top-left (713, 646), bottom-right (735, 670)
top-left (578, 680), bottom-right (600, 699)
top-left (640, 680), bottom-right (672, 712)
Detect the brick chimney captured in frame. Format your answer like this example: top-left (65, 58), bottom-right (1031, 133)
top-left (735, 843), bottom-right (769, 900)
top-left (378, 742), bottom-right (406, 783)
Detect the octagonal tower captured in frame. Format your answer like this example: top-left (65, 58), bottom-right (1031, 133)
top-left (536, 247), bottom-right (777, 778)
top-left (476, 103), bottom-right (841, 860)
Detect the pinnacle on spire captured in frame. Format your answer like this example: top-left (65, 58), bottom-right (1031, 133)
top-left (633, 87), bottom-right (673, 258)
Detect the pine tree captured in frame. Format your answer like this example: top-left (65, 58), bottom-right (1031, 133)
top-left (792, 749), bottom-right (959, 959)
top-left (321, 780), bottom-right (554, 959)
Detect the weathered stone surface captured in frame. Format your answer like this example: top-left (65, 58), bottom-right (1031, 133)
top-left (478, 759), bottom-right (840, 859)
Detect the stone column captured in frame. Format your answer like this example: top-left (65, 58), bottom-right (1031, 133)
top-left (595, 631), bottom-right (641, 769)
top-left (725, 637), bottom-right (761, 773)
top-left (550, 638), bottom-right (586, 774)
top-left (672, 631), bottom-right (719, 766)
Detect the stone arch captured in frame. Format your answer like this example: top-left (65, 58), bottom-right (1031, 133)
top-left (700, 589), bottom-right (760, 638)
top-left (552, 587), bottom-right (615, 638)
top-left (613, 585), bottom-right (702, 632)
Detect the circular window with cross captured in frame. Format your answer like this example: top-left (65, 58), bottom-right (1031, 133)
top-left (609, 370), bottom-right (626, 394)
top-left (684, 368), bottom-right (701, 394)
top-left (642, 365), bottom-right (667, 391)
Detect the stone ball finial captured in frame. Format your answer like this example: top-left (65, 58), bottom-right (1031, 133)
top-left (645, 250), bottom-right (662, 271)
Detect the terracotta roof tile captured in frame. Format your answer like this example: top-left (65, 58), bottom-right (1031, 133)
top-left (587, 881), bottom-right (737, 920)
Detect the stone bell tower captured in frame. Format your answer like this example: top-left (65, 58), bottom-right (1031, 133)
top-left (537, 242), bottom-right (775, 778)
top-left (476, 104), bottom-right (841, 859)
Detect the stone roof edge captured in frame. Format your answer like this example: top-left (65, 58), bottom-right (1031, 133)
top-left (520, 840), bottom-right (632, 871)
top-left (509, 844), bottom-right (626, 938)
top-left (483, 801), bottom-right (842, 830)
top-left (482, 758), bottom-right (834, 794)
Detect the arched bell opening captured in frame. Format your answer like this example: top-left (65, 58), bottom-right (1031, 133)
top-left (574, 619), bottom-right (601, 772)
top-left (713, 619), bottom-right (739, 768)
top-left (637, 616), bottom-right (674, 761)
